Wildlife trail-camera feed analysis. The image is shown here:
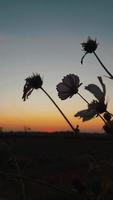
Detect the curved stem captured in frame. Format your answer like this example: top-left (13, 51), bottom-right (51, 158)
top-left (41, 87), bottom-right (76, 133)
top-left (93, 52), bottom-right (113, 79)
top-left (81, 52), bottom-right (88, 64)
top-left (77, 92), bottom-right (107, 124)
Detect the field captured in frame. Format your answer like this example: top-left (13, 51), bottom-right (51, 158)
top-left (0, 132), bottom-right (113, 200)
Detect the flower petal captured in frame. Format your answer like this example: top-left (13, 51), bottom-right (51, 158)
top-left (58, 92), bottom-right (71, 100)
top-left (74, 109), bottom-right (97, 121)
top-left (56, 83), bottom-right (71, 92)
top-left (56, 83), bottom-right (71, 99)
top-left (56, 74), bottom-right (82, 100)
top-left (63, 74), bottom-right (80, 88)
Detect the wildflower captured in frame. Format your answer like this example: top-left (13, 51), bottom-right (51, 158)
top-left (81, 36), bottom-right (98, 64)
top-left (22, 73), bottom-right (76, 133)
top-left (56, 74), bottom-right (82, 100)
top-left (81, 36), bottom-right (98, 53)
top-left (81, 37), bottom-right (113, 79)
top-left (22, 73), bottom-right (43, 101)
top-left (75, 77), bottom-right (107, 121)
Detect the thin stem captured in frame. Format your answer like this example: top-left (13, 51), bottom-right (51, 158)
top-left (40, 87), bottom-right (76, 133)
top-left (107, 111), bottom-right (113, 117)
top-left (98, 113), bottom-right (107, 124)
top-left (81, 52), bottom-right (88, 64)
top-left (77, 92), bottom-right (107, 124)
top-left (93, 52), bottom-right (113, 79)
top-left (77, 92), bottom-right (89, 104)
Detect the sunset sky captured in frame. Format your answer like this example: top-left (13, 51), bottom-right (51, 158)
top-left (1, 0), bottom-right (113, 133)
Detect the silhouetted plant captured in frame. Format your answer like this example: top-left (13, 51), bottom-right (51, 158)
top-left (56, 74), bottom-right (106, 124)
top-left (56, 73), bottom-right (89, 104)
top-left (75, 76), bottom-right (110, 123)
top-left (81, 36), bottom-right (113, 79)
top-left (22, 73), bottom-right (76, 133)
top-left (22, 73), bottom-right (43, 101)
top-left (22, 37), bottom-right (113, 134)
top-left (56, 74), bottom-right (82, 100)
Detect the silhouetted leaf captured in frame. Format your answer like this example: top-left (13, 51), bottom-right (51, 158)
top-left (98, 76), bottom-right (106, 96)
top-left (85, 84), bottom-right (103, 101)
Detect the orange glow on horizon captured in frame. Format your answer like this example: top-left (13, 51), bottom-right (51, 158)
top-left (1, 112), bottom-right (104, 133)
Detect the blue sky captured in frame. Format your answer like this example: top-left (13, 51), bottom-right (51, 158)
top-left (1, 0), bottom-right (113, 132)
top-left (0, 0), bottom-right (113, 37)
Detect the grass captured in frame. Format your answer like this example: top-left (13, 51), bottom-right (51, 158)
top-left (0, 132), bottom-right (113, 199)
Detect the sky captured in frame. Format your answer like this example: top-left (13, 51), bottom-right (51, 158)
top-left (0, 0), bottom-right (113, 133)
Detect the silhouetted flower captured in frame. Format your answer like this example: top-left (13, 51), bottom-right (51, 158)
top-left (81, 37), bottom-right (113, 79)
top-left (22, 73), bottom-right (43, 101)
top-left (75, 77), bottom-right (107, 121)
top-left (56, 74), bottom-right (82, 100)
top-left (81, 37), bottom-right (98, 64)
top-left (22, 73), bottom-right (76, 133)
top-left (82, 37), bottom-right (98, 53)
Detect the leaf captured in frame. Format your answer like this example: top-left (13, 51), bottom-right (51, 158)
top-left (98, 76), bottom-right (106, 96)
top-left (85, 84), bottom-right (104, 101)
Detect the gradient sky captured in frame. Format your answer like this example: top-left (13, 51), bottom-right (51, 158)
top-left (1, 0), bottom-right (113, 132)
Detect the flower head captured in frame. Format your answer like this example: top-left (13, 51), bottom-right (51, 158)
top-left (81, 37), bottom-right (98, 53)
top-left (22, 73), bottom-right (43, 101)
top-left (56, 74), bottom-right (82, 100)
top-left (81, 36), bottom-right (98, 64)
top-left (74, 76), bottom-right (107, 121)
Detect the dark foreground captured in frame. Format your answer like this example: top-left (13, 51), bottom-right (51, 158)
top-left (0, 132), bottom-right (113, 200)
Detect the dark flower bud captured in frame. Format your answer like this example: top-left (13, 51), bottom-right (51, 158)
top-left (103, 112), bottom-right (112, 121)
top-left (81, 37), bottom-right (98, 53)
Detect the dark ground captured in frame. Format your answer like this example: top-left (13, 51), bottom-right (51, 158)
top-left (0, 132), bottom-right (113, 200)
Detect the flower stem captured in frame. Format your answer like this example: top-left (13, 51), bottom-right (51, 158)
top-left (93, 52), bottom-right (113, 79)
top-left (41, 87), bottom-right (76, 133)
top-left (107, 111), bottom-right (113, 117)
top-left (77, 92), bottom-right (107, 124)
top-left (81, 52), bottom-right (88, 64)
top-left (77, 92), bottom-right (89, 104)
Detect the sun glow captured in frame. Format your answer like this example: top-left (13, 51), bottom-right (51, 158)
top-left (1, 109), bottom-right (104, 133)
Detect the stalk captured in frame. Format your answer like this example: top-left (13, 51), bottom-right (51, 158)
top-left (77, 92), bottom-right (106, 124)
top-left (77, 92), bottom-right (89, 104)
top-left (41, 87), bottom-right (76, 133)
top-left (93, 52), bottom-right (113, 79)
